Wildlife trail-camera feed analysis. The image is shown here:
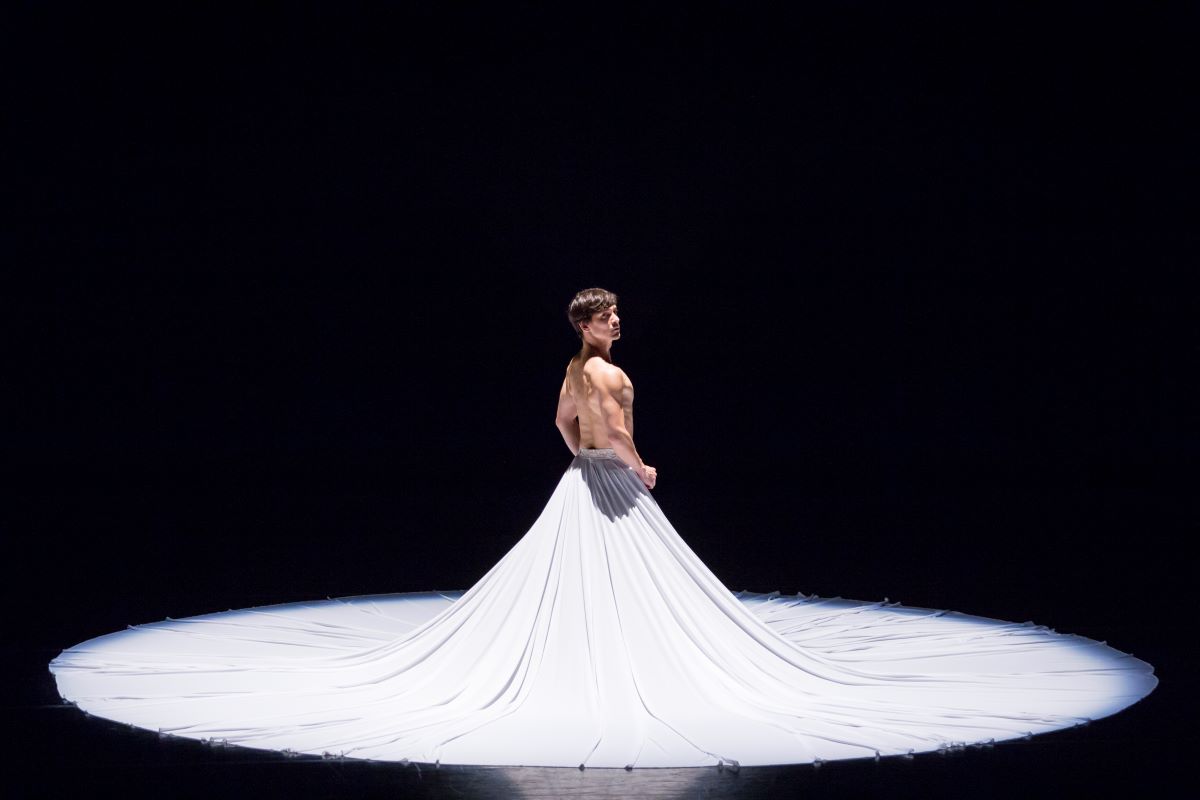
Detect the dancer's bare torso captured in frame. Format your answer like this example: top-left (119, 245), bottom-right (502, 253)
top-left (563, 354), bottom-right (634, 449)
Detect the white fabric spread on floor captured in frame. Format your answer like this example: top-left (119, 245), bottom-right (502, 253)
top-left (50, 448), bottom-right (1157, 768)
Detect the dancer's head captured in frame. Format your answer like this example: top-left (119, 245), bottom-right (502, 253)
top-left (567, 287), bottom-right (620, 344)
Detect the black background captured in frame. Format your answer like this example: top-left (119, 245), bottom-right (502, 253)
top-left (10, 3), bottom-right (1192, 798)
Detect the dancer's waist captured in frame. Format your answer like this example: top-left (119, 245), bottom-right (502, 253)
top-left (577, 448), bottom-right (621, 460)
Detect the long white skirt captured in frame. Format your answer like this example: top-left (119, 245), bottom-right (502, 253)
top-left (50, 448), bottom-right (1157, 768)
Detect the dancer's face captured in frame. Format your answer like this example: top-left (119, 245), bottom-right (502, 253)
top-left (584, 304), bottom-right (620, 343)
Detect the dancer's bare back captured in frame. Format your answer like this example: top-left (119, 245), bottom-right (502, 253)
top-left (556, 354), bottom-right (656, 489)
top-left (563, 354), bottom-right (634, 449)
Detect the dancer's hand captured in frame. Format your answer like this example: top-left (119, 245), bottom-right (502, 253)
top-left (637, 464), bottom-right (657, 490)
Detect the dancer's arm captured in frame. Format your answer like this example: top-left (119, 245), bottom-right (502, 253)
top-left (595, 369), bottom-right (655, 489)
top-left (555, 376), bottom-right (581, 456)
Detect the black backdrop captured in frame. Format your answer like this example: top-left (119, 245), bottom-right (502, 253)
top-left (11, 4), bottom-right (1190, 798)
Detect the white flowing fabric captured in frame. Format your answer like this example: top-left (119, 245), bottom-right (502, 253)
top-left (51, 448), bottom-right (1157, 768)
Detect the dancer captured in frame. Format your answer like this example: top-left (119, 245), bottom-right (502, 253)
top-left (50, 288), bottom-right (1157, 769)
top-left (557, 287), bottom-right (655, 489)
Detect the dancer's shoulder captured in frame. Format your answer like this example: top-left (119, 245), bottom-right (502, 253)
top-left (580, 356), bottom-right (624, 378)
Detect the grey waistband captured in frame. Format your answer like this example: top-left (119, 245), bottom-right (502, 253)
top-left (578, 448), bottom-right (620, 460)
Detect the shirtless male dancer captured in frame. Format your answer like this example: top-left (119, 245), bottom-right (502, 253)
top-left (555, 288), bottom-right (658, 491)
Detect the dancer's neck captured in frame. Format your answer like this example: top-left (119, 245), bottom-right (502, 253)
top-left (578, 342), bottom-right (613, 363)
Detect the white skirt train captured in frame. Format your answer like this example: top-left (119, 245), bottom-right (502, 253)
top-left (50, 448), bottom-right (1158, 768)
